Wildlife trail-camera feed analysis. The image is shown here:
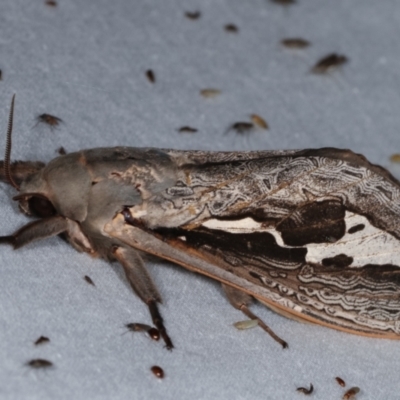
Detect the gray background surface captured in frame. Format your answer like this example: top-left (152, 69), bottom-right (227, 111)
top-left (0, 0), bottom-right (400, 399)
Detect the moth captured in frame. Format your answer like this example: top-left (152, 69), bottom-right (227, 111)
top-left (2, 95), bottom-right (400, 352)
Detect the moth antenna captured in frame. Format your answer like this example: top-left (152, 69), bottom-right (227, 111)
top-left (4, 94), bottom-right (20, 191)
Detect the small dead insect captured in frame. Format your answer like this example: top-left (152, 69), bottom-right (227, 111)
top-left (335, 377), bottom-right (346, 387)
top-left (125, 323), bottom-right (160, 341)
top-left (84, 275), bottom-right (95, 286)
top-left (35, 114), bottom-right (63, 130)
top-left (296, 384), bottom-right (314, 395)
top-left (250, 114), bottom-right (269, 130)
top-left (34, 336), bottom-right (50, 346)
top-left (281, 38), bottom-right (310, 49)
top-left (200, 89), bottom-right (221, 98)
top-left (145, 69), bottom-right (155, 83)
top-left (233, 319), bottom-right (259, 330)
top-left (224, 24), bottom-right (238, 33)
top-left (57, 146), bottom-right (67, 155)
top-left (45, 0), bottom-right (57, 6)
top-left (343, 387), bottom-right (360, 400)
top-left (390, 154), bottom-right (400, 163)
top-left (151, 365), bottom-right (164, 379)
top-left (311, 53), bottom-right (348, 74)
top-left (185, 11), bottom-right (201, 20)
top-left (0, 70), bottom-right (2, 81)
top-left (227, 122), bottom-right (254, 134)
top-left (26, 359), bottom-right (53, 369)
top-left (178, 126), bottom-right (198, 133)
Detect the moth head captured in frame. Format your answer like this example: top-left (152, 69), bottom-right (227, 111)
top-left (1, 95), bottom-right (92, 222)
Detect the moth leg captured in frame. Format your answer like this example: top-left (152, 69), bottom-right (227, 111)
top-left (112, 246), bottom-right (174, 350)
top-left (222, 284), bottom-right (288, 349)
top-left (0, 216), bottom-right (68, 249)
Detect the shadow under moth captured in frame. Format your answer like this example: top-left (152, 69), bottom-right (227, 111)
top-left (2, 95), bottom-right (400, 350)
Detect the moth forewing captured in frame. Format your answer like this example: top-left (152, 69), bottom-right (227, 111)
top-left (105, 147), bottom-right (400, 340)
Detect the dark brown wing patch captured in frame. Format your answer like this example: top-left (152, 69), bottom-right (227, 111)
top-left (276, 199), bottom-right (346, 246)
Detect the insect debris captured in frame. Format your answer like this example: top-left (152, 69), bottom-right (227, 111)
top-left (34, 336), bottom-right (50, 346)
top-left (224, 24), bottom-right (239, 33)
top-left (145, 69), bottom-right (155, 83)
top-left (390, 154), bottom-right (400, 163)
top-left (281, 38), bottom-right (310, 49)
top-left (342, 387), bottom-right (360, 400)
top-left (0, 70), bottom-right (2, 81)
top-left (151, 365), bottom-right (164, 379)
top-left (45, 0), bottom-right (57, 6)
top-left (125, 323), bottom-right (160, 341)
top-left (200, 88), bottom-right (221, 98)
top-left (26, 359), bottom-right (53, 369)
top-left (335, 377), bottom-right (346, 387)
top-left (250, 114), bottom-right (269, 130)
top-left (84, 275), bottom-right (95, 286)
top-left (296, 383), bottom-right (314, 395)
top-left (177, 126), bottom-right (198, 133)
top-left (185, 11), bottom-right (201, 20)
top-left (233, 319), bottom-right (259, 330)
top-left (34, 113), bottom-right (63, 130)
top-left (311, 53), bottom-right (348, 74)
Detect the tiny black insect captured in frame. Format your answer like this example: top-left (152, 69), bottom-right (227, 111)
top-left (178, 126), bottom-right (198, 133)
top-left (270, 0), bottom-right (296, 5)
top-left (185, 11), bottom-right (201, 20)
top-left (311, 53), bottom-right (348, 74)
top-left (296, 383), bottom-right (314, 395)
top-left (146, 69), bottom-right (155, 83)
top-left (0, 70), bottom-right (2, 80)
top-left (84, 275), bottom-right (95, 286)
top-left (125, 323), bottom-right (160, 341)
top-left (34, 336), bottom-right (50, 346)
top-left (151, 365), bottom-right (164, 379)
top-left (45, 0), bottom-right (57, 6)
top-left (227, 122), bottom-right (254, 134)
top-left (57, 146), bottom-right (67, 155)
top-left (26, 359), bottom-right (53, 369)
top-left (224, 24), bottom-right (238, 33)
top-left (35, 114), bottom-right (63, 129)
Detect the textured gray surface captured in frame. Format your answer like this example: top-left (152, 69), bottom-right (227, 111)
top-left (1, 0), bottom-right (400, 399)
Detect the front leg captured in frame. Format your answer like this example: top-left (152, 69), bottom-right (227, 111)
top-left (112, 246), bottom-right (174, 350)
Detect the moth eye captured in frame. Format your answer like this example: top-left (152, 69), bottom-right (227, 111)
top-left (28, 196), bottom-right (56, 218)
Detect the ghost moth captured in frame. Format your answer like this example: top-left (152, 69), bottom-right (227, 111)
top-left (2, 96), bottom-right (400, 351)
